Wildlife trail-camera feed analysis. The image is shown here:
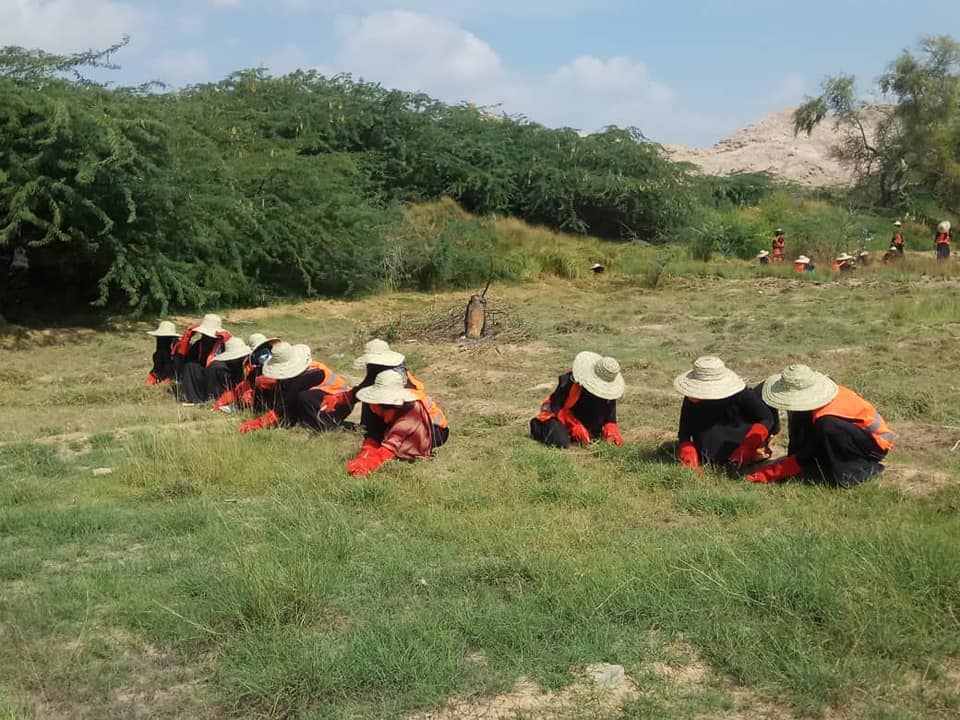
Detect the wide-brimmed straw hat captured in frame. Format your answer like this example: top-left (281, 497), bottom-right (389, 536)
top-left (859, 251), bottom-right (870, 257)
top-left (147, 320), bottom-right (179, 337)
top-left (263, 342), bottom-right (312, 380)
top-left (775, 228), bottom-right (784, 234)
top-left (762, 364), bottom-right (839, 412)
top-left (893, 221), bottom-right (902, 227)
top-left (938, 221), bottom-right (952, 233)
top-left (248, 333), bottom-right (278, 352)
top-left (353, 339), bottom-right (405, 370)
top-left (572, 351), bottom-right (625, 401)
top-left (795, 255), bottom-right (810, 264)
top-left (673, 356), bottom-right (746, 400)
top-left (757, 250), bottom-right (770, 258)
top-left (216, 337), bottom-right (252, 362)
top-left (835, 253), bottom-right (854, 262)
top-left (355, 369), bottom-right (419, 406)
top-left (193, 313), bottom-right (223, 338)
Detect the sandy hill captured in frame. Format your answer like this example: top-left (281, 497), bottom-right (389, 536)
top-left (665, 107), bottom-right (883, 187)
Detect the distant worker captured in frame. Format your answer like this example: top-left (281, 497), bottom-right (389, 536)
top-left (673, 356), bottom-right (780, 473)
top-left (239, 343), bottom-right (352, 434)
top-left (746, 365), bottom-right (894, 487)
top-left (882, 246), bottom-right (902, 264)
top-left (530, 352), bottom-right (625, 448)
top-left (346, 370), bottom-right (449, 477)
top-left (772, 229), bottom-right (786, 263)
top-left (173, 314), bottom-right (232, 405)
top-left (857, 251), bottom-right (870, 267)
top-left (891, 221), bottom-right (905, 255)
top-left (146, 320), bottom-right (179, 386)
top-left (935, 221), bottom-right (952, 261)
top-left (793, 255), bottom-right (815, 274)
top-left (832, 253), bottom-right (855, 273)
top-left (757, 250), bottom-right (770, 265)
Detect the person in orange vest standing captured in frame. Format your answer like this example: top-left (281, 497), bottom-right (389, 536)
top-left (891, 221), bottom-right (905, 255)
top-left (530, 351), bottom-right (625, 448)
top-left (771, 229), bottom-right (786, 263)
top-left (746, 365), bottom-right (894, 486)
top-left (346, 369), bottom-right (449, 477)
top-left (935, 221), bottom-right (952, 261)
top-left (239, 343), bottom-right (353, 434)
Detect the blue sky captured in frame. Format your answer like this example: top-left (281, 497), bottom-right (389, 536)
top-left (1, 0), bottom-right (957, 145)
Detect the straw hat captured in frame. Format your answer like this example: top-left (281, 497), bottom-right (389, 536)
top-left (673, 356), bottom-right (746, 400)
top-left (889, 245), bottom-right (899, 252)
top-left (859, 251), bottom-right (870, 257)
top-left (216, 337), bottom-right (252, 362)
top-left (762, 364), bottom-right (839, 412)
top-left (893, 221), bottom-right (902, 227)
top-left (757, 250), bottom-right (770, 258)
top-left (248, 333), bottom-right (278, 353)
top-left (147, 320), bottom-right (179, 337)
top-left (355, 369), bottom-right (418, 406)
top-left (835, 253), bottom-right (854, 262)
top-left (775, 228), bottom-right (784, 234)
top-left (938, 221), bottom-right (952, 233)
top-left (193, 313), bottom-right (223, 338)
top-left (263, 342), bottom-right (312, 380)
top-left (572, 351), bottom-right (625, 401)
top-left (353, 339), bottom-right (405, 370)
top-left (795, 255), bottom-right (810, 264)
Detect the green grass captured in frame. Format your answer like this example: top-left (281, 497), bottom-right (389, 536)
top-left (1, 274), bottom-right (959, 719)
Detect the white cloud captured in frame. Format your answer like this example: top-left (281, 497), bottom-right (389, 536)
top-left (335, 11), bottom-right (503, 97)
top-left (318, 10), bottom-right (691, 140)
top-left (210, 0), bottom-right (243, 7)
top-left (0, 0), bottom-right (141, 54)
top-left (154, 49), bottom-right (209, 84)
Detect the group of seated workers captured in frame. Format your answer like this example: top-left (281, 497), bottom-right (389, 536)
top-left (149, 320), bottom-right (893, 487)
top-left (146, 319), bottom-right (447, 477)
top-left (528, 352), bottom-right (894, 487)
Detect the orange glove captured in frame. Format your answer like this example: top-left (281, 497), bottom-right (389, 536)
top-left (746, 455), bottom-right (802, 484)
top-left (321, 390), bottom-right (354, 414)
top-left (728, 423), bottom-right (770, 469)
top-left (213, 389), bottom-right (236, 411)
top-left (146, 372), bottom-right (159, 386)
top-left (558, 409), bottom-right (591, 445)
top-left (239, 410), bottom-right (280, 434)
top-left (346, 445), bottom-right (395, 476)
top-left (602, 423), bottom-right (623, 446)
top-left (678, 441), bottom-right (701, 474)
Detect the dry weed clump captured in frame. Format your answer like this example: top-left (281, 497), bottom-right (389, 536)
top-left (362, 300), bottom-right (534, 347)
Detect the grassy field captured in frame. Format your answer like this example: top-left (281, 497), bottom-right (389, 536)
top-left (2, 268), bottom-right (960, 719)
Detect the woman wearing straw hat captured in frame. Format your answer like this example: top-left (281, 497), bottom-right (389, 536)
top-left (530, 352), bottom-right (625, 448)
top-left (891, 221), bottom-right (905, 255)
top-left (832, 253), bottom-right (855, 273)
top-left (756, 250), bottom-right (770, 266)
top-left (793, 255), bottom-right (814, 275)
top-left (146, 320), bottom-right (180, 386)
top-left (206, 336), bottom-right (252, 409)
top-left (213, 333), bottom-right (279, 413)
top-left (172, 314), bottom-right (232, 405)
top-left (746, 365), bottom-right (894, 486)
top-left (346, 369), bottom-right (449, 477)
top-left (238, 343), bottom-right (353, 434)
top-left (772, 229), bottom-right (786, 263)
top-left (935, 221), bottom-right (952, 261)
top-left (673, 357), bottom-right (780, 473)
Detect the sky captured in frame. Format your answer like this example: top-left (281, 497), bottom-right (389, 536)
top-left (0, 0), bottom-right (957, 146)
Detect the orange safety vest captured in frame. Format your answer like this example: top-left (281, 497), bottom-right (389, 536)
top-left (936, 232), bottom-right (950, 246)
top-left (537, 379), bottom-right (583, 421)
top-left (369, 394), bottom-right (448, 429)
top-left (832, 261), bottom-right (844, 273)
top-left (305, 362), bottom-right (351, 395)
top-left (772, 237), bottom-right (785, 255)
top-left (892, 233), bottom-right (904, 247)
top-left (812, 386), bottom-right (895, 452)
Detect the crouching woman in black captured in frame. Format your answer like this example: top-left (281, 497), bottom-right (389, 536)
top-left (530, 351), bottom-right (625, 448)
top-left (673, 356), bottom-right (780, 473)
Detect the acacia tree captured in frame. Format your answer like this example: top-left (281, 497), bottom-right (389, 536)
top-left (794, 35), bottom-right (960, 213)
